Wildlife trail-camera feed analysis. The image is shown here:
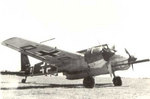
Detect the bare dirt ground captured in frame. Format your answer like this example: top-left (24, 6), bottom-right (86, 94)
top-left (0, 75), bottom-right (150, 99)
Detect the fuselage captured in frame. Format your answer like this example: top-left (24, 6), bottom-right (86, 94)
top-left (22, 45), bottom-right (130, 79)
top-left (62, 46), bottom-right (130, 79)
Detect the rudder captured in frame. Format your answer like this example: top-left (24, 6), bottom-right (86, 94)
top-left (21, 53), bottom-right (30, 71)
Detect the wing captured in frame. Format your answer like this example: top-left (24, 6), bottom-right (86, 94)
top-left (2, 37), bottom-right (82, 67)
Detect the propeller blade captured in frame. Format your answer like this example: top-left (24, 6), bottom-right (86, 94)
top-left (131, 64), bottom-right (134, 71)
top-left (125, 48), bottom-right (131, 57)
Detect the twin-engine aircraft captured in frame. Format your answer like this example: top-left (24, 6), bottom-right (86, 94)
top-left (2, 37), bottom-right (150, 88)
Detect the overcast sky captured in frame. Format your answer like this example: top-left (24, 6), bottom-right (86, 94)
top-left (0, 0), bottom-right (150, 77)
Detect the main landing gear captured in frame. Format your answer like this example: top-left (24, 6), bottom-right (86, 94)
top-left (113, 76), bottom-right (122, 86)
top-left (83, 76), bottom-right (95, 88)
top-left (83, 75), bottom-right (122, 88)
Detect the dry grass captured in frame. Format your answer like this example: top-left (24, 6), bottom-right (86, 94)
top-left (1, 75), bottom-right (150, 99)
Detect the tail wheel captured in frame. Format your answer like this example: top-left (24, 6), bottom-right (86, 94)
top-left (83, 76), bottom-right (95, 88)
top-left (21, 76), bottom-right (27, 83)
top-left (21, 79), bottom-right (26, 83)
top-left (113, 76), bottom-right (122, 86)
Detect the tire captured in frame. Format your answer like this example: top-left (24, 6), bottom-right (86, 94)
top-left (83, 76), bottom-right (95, 88)
top-left (113, 76), bottom-right (122, 86)
top-left (21, 79), bottom-right (26, 83)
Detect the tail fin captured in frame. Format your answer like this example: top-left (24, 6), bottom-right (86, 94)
top-left (21, 53), bottom-right (30, 71)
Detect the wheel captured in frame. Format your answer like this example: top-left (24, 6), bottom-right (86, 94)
top-left (113, 76), bottom-right (122, 86)
top-left (83, 76), bottom-right (95, 88)
top-left (21, 79), bottom-right (26, 83)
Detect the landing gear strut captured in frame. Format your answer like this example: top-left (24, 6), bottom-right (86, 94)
top-left (110, 71), bottom-right (122, 86)
top-left (113, 76), bottom-right (122, 86)
top-left (83, 76), bottom-right (95, 88)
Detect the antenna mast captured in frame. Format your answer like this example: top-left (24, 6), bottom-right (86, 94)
top-left (40, 38), bottom-right (55, 44)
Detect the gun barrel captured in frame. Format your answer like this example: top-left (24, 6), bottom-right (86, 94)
top-left (132, 59), bottom-right (150, 64)
top-left (113, 59), bottom-right (150, 67)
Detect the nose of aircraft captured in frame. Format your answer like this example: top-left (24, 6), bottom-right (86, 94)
top-left (125, 48), bottom-right (137, 70)
top-left (128, 55), bottom-right (137, 62)
top-left (125, 48), bottom-right (137, 62)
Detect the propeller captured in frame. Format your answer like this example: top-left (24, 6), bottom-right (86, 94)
top-left (125, 48), bottom-right (137, 70)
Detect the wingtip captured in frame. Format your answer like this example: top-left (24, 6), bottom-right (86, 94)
top-left (1, 37), bottom-right (19, 46)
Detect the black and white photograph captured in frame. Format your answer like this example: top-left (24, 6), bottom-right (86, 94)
top-left (0, 0), bottom-right (150, 99)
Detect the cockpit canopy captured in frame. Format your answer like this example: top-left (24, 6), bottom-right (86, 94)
top-left (77, 44), bottom-right (116, 54)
